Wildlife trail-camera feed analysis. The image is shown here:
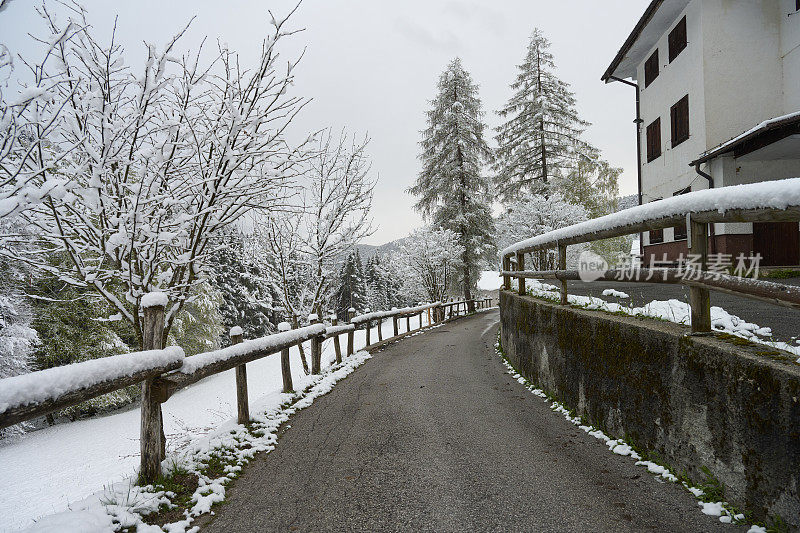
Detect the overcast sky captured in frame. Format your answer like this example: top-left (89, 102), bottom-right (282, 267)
top-left (2, 0), bottom-right (650, 245)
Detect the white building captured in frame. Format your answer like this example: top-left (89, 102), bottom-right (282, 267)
top-left (602, 0), bottom-right (800, 266)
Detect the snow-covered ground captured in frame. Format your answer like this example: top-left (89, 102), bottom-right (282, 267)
top-left (0, 315), bottom-right (426, 532)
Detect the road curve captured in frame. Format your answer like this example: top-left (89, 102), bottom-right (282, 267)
top-left (203, 310), bottom-right (740, 532)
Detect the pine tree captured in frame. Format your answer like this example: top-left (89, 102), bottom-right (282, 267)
top-left (409, 58), bottom-right (495, 310)
top-left (494, 28), bottom-right (589, 202)
top-left (333, 250), bottom-right (368, 318)
top-left (211, 235), bottom-right (279, 345)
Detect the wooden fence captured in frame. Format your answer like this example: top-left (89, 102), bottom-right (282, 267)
top-left (0, 296), bottom-right (492, 483)
top-left (499, 182), bottom-right (800, 333)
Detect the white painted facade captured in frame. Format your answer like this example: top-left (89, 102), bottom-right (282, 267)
top-left (608, 0), bottom-right (800, 247)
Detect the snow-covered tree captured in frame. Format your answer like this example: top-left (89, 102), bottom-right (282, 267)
top-left (495, 194), bottom-right (588, 269)
top-left (167, 281), bottom-right (224, 357)
top-left (494, 28), bottom-right (589, 202)
top-left (393, 227), bottom-right (464, 304)
top-left (211, 232), bottom-right (279, 345)
top-left (409, 58), bottom-right (494, 311)
top-left (364, 254), bottom-right (403, 312)
top-left (260, 129), bottom-right (375, 321)
top-left (333, 250), bottom-right (368, 318)
top-left (554, 144), bottom-right (622, 219)
top-left (0, 4), bottom-right (307, 348)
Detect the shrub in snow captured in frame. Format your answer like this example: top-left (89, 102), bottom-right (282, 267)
top-left (29, 276), bottom-right (137, 422)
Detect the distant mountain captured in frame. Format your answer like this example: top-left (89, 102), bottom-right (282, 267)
top-left (355, 237), bottom-right (408, 261)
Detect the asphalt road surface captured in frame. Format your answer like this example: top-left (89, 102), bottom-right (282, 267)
top-left (204, 311), bottom-right (741, 533)
top-left (564, 279), bottom-right (800, 343)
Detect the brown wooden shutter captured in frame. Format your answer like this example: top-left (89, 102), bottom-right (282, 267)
top-left (670, 95), bottom-right (689, 147)
top-left (646, 118), bottom-right (661, 162)
top-left (644, 49), bottom-right (659, 88)
top-left (668, 16), bottom-right (687, 62)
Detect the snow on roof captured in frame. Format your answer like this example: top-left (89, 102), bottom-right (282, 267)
top-left (691, 110), bottom-right (800, 166)
top-left (179, 324), bottom-right (326, 375)
top-left (501, 178), bottom-right (800, 257)
top-left (0, 347), bottom-right (185, 413)
top-left (141, 292), bottom-right (168, 308)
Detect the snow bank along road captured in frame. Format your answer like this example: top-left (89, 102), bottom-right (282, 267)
top-left (202, 311), bottom-right (740, 532)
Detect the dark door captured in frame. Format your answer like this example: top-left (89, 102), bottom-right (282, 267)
top-left (753, 222), bottom-right (800, 266)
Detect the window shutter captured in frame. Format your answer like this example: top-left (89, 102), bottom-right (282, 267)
top-left (646, 118), bottom-right (661, 162)
top-left (670, 95), bottom-right (689, 147)
top-left (668, 16), bottom-right (687, 62)
top-left (644, 49), bottom-right (659, 88)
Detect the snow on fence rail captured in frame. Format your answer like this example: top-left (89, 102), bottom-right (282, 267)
top-left (0, 347), bottom-right (184, 429)
top-left (0, 293), bottom-right (492, 484)
top-left (500, 178), bottom-right (800, 333)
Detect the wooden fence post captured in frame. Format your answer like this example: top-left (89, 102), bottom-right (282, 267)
top-left (230, 328), bottom-right (249, 424)
top-left (502, 256), bottom-right (511, 290)
top-left (331, 317), bottom-right (342, 364)
top-left (347, 309), bottom-right (355, 356)
top-left (140, 296), bottom-right (166, 484)
top-left (393, 315), bottom-right (399, 336)
top-left (689, 218), bottom-right (712, 332)
top-left (417, 311), bottom-right (422, 330)
top-left (406, 314), bottom-right (411, 332)
top-left (516, 251), bottom-right (526, 295)
top-left (365, 320), bottom-right (371, 346)
top-left (311, 315), bottom-right (322, 374)
top-left (278, 322), bottom-right (293, 392)
top-left (377, 317), bottom-right (383, 342)
top-left (558, 244), bottom-right (568, 305)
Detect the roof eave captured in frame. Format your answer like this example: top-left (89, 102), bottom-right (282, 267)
top-left (601, 0), bottom-right (665, 82)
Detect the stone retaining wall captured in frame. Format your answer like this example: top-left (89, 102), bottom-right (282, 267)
top-left (499, 290), bottom-right (800, 526)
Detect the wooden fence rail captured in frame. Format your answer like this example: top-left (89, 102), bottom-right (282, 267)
top-left (500, 179), bottom-right (800, 334)
top-left (0, 295), bottom-right (492, 483)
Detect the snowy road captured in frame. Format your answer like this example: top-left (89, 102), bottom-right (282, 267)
top-left (201, 311), bottom-right (740, 532)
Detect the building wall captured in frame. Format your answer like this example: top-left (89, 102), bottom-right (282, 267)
top-left (638, 0), bottom-right (707, 214)
top-left (637, 0), bottom-right (797, 247)
top-left (701, 0), bottom-right (784, 148)
top-left (780, 0), bottom-right (800, 111)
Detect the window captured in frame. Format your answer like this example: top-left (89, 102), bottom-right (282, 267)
top-left (672, 187), bottom-right (691, 240)
top-left (668, 16), bottom-right (687, 62)
top-left (646, 118), bottom-right (661, 162)
top-left (670, 95), bottom-right (690, 147)
top-left (644, 49), bottom-right (659, 88)
top-left (649, 229), bottom-right (664, 244)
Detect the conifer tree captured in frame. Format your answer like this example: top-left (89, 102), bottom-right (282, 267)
top-left (333, 250), bottom-right (368, 318)
top-left (494, 28), bottom-right (588, 202)
top-left (409, 58), bottom-right (494, 311)
top-left (211, 234), bottom-right (279, 345)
